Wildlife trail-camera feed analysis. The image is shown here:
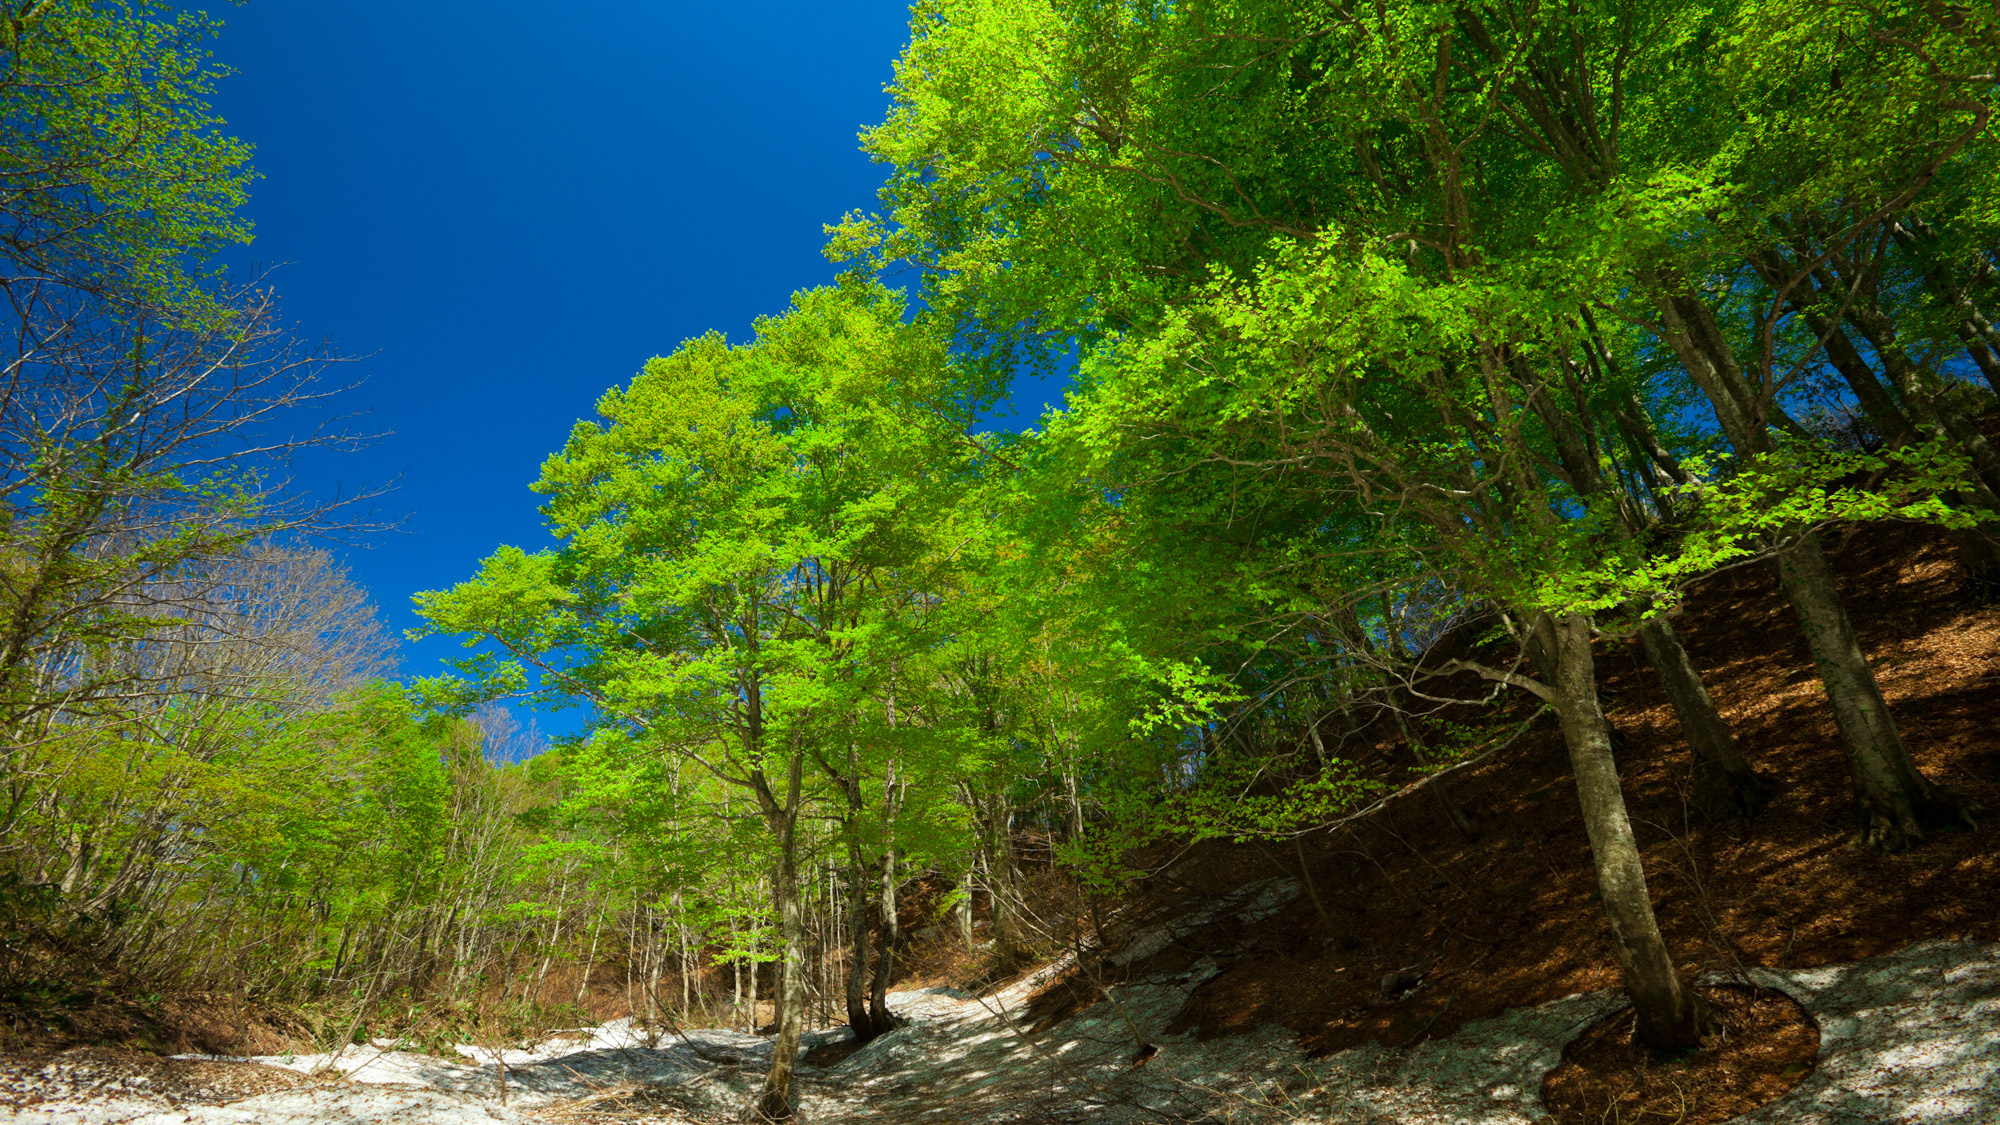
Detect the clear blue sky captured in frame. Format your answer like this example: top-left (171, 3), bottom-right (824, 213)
top-left (201, 2), bottom-right (1063, 732)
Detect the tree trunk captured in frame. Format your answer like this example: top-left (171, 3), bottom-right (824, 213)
top-left (868, 847), bottom-right (898, 1034)
top-left (1773, 536), bottom-right (1977, 849)
top-left (843, 840), bottom-right (875, 1041)
top-left (1634, 616), bottom-right (1772, 818)
top-left (1842, 286), bottom-right (2000, 497)
top-left (752, 844), bottom-right (806, 1121)
top-left (1387, 700), bottom-right (1480, 841)
top-left (1760, 256), bottom-right (1916, 450)
top-left (955, 876), bottom-right (974, 947)
top-left (732, 945), bottom-right (743, 1033)
top-left (1652, 286), bottom-right (1977, 848)
top-left (1957, 330), bottom-right (2000, 394)
top-left (644, 908), bottom-right (661, 1030)
top-left (984, 796), bottom-right (1026, 974)
top-left (573, 908), bottom-right (604, 1006)
top-left (1542, 613), bottom-right (1709, 1050)
top-left (1950, 525), bottom-right (2000, 604)
top-left (1887, 217), bottom-right (2000, 395)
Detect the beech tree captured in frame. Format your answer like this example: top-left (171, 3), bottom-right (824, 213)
top-left (839, 0), bottom-right (1996, 1045)
top-left (417, 280), bottom-right (984, 1119)
top-left (1447, 0), bottom-right (1995, 846)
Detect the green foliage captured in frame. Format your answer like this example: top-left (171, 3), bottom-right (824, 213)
top-left (0, 0), bottom-right (254, 312)
top-left (20, 0), bottom-right (2000, 1050)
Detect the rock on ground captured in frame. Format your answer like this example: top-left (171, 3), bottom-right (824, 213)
top-left (2, 925), bottom-right (1995, 1124)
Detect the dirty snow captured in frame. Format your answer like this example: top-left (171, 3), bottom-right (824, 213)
top-left (4, 925), bottom-right (1995, 1124)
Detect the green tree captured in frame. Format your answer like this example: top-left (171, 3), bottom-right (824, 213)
top-left (417, 280), bottom-right (980, 1119)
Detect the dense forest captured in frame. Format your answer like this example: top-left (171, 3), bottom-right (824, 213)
top-left (2, 1), bottom-right (1997, 1122)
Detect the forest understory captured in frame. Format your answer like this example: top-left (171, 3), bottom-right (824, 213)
top-left (1059, 514), bottom-right (2000, 1057)
top-left (5, 504), bottom-right (1996, 1123)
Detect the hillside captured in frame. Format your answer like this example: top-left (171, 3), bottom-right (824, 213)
top-left (1033, 520), bottom-right (1999, 1059)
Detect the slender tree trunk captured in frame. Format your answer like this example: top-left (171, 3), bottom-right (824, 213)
top-left (1761, 255), bottom-right (1917, 449)
top-left (678, 909), bottom-right (693, 1017)
top-left (1653, 287), bottom-right (1977, 847)
top-left (867, 846), bottom-right (898, 1034)
top-left (1888, 217), bottom-right (2000, 395)
top-left (1840, 295), bottom-right (2000, 600)
top-left (528, 873), bottom-right (570, 1006)
top-left (645, 907), bottom-right (661, 1030)
top-left (1386, 699), bottom-right (1480, 841)
top-left (1541, 613), bottom-right (1709, 1050)
top-left (1775, 536), bottom-right (1977, 848)
top-left (843, 839), bottom-right (875, 1040)
top-left (573, 907), bottom-right (605, 1007)
top-left (752, 842), bottom-right (807, 1121)
top-left (1635, 616), bottom-right (1772, 818)
top-left (983, 795), bottom-right (1025, 974)
top-left (955, 875), bottom-right (974, 947)
top-left (747, 957), bottom-right (758, 1032)
top-left (1364, 600), bottom-right (1478, 840)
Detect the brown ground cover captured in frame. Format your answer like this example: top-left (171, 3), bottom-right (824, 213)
top-left (0, 1044), bottom-right (319, 1111)
top-left (1025, 519), bottom-right (2000, 1062)
top-left (1541, 984), bottom-right (1820, 1125)
top-left (0, 963), bottom-right (307, 1058)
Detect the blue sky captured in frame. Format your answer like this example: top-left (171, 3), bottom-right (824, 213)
top-left (201, 2), bottom-right (1064, 732)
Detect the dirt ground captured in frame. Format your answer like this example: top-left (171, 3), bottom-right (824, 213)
top-left (1541, 983), bottom-right (1821, 1125)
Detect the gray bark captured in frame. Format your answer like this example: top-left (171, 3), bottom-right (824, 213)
top-left (1774, 536), bottom-right (1977, 848)
top-left (1635, 615), bottom-right (1772, 818)
top-left (955, 876), bottom-right (974, 947)
top-left (751, 844), bottom-right (806, 1121)
top-left (1541, 613), bottom-right (1709, 1049)
top-left (1957, 329), bottom-right (2000, 395)
top-left (1652, 286), bottom-right (1975, 847)
top-left (867, 847), bottom-right (898, 1034)
top-left (843, 839), bottom-right (874, 1041)
top-left (984, 795), bottom-right (1026, 974)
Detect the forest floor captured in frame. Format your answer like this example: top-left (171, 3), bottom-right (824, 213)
top-left (0, 935), bottom-right (1993, 1123)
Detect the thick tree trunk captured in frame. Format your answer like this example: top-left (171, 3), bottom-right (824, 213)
top-left (1634, 616), bottom-right (1772, 818)
top-left (1773, 536), bottom-right (1976, 849)
top-left (1542, 613), bottom-right (1709, 1050)
top-left (843, 840), bottom-right (875, 1042)
top-left (752, 846), bottom-right (806, 1121)
top-left (867, 847), bottom-right (898, 1034)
